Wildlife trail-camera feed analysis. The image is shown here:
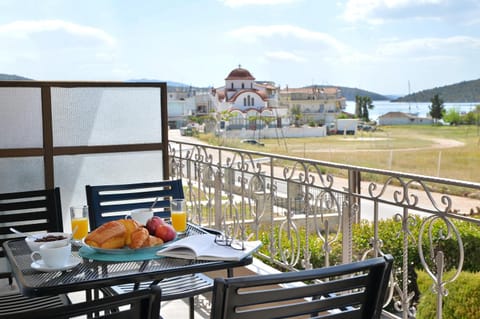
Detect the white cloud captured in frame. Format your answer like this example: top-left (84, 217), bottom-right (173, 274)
top-left (342, 0), bottom-right (453, 24)
top-left (219, 0), bottom-right (299, 7)
top-left (228, 24), bottom-right (348, 52)
top-left (0, 20), bottom-right (116, 46)
top-left (377, 36), bottom-right (480, 56)
top-left (265, 51), bottom-right (306, 62)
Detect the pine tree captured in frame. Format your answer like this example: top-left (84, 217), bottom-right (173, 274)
top-left (429, 94), bottom-right (445, 124)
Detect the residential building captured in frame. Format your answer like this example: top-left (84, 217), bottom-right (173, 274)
top-left (279, 86), bottom-right (347, 126)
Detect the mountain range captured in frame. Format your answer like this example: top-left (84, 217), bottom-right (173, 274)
top-left (2, 73), bottom-right (480, 102)
top-left (392, 79), bottom-right (480, 103)
top-left (0, 73), bottom-right (32, 81)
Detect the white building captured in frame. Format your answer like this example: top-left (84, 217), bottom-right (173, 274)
top-left (210, 66), bottom-right (285, 131)
top-left (168, 66), bottom-right (347, 138)
top-left (378, 112), bottom-right (433, 125)
top-left (279, 86), bottom-right (347, 126)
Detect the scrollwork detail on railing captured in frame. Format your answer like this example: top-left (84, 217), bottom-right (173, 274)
top-left (224, 150), bottom-right (263, 175)
top-left (312, 190), bottom-right (342, 267)
top-left (389, 212), bottom-right (419, 317)
top-left (367, 177), bottom-right (455, 216)
top-left (278, 217), bottom-right (301, 268)
top-left (418, 214), bottom-right (464, 299)
top-left (169, 139), bottom-right (480, 319)
top-left (368, 176), bottom-right (406, 203)
top-left (282, 161), bottom-right (335, 189)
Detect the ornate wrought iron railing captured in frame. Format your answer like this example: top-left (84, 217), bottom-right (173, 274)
top-left (168, 139), bottom-right (480, 319)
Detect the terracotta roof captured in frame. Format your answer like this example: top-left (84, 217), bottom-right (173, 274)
top-left (225, 67), bottom-right (255, 80)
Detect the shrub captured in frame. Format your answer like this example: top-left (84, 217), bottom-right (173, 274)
top-left (416, 269), bottom-right (480, 319)
top-left (257, 216), bottom-right (480, 272)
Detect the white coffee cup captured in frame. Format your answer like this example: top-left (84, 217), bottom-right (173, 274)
top-left (125, 208), bottom-right (153, 225)
top-left (30, 241), bottom-right (71, 268)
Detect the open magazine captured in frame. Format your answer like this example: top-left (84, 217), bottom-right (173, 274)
top-left (156, 234), bottom-right (262, 261)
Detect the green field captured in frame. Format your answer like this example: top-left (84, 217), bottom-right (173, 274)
top-left (203, 125), bottom-right (480, 183)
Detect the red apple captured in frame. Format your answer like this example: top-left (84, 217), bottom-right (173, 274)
top-left (146, 216), bottom-right (165, 235)
top-left (154, 224), bottom-right (176, 242)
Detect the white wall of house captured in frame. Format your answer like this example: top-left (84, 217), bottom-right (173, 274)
top-left (378, 112), bottom-right (433, 125)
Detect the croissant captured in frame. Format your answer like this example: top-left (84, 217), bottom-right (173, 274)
top-left (129, 227), bottom-right (149, 249)
top-left (85, 221), bottom-right (126, 249)
top-left (86, 219), bottom-right (165, 249)
top-left (118, 219), bottom-right (141, 245)
top-left (143, 235), bottom-right (164, 248)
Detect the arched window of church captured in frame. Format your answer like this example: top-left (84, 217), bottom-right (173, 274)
top-left (247, 96), bottom-right (251, 106)
top-left (242, 83), bottom-right (245, 89)
top-left (251, 97), bottom-right (255, 105)
top-left (231, 83), bottom-right (234, 89)
top-left (243, 97), bottom-right (247, 106)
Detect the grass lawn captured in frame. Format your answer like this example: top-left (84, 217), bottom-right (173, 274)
top-left (201, 125), bottom-right (480, 184)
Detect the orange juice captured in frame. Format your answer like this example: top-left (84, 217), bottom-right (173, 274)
top-left (171, 211), bottom-right (187, 233)
top-left (71, 217), bottom-right (89, 240)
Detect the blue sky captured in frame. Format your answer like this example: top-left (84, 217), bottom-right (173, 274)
top-left (1, 0), bottom-right (479, 95)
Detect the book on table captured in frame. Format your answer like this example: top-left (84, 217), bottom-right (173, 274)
top-left (155, 234), bottom-right (262, 261)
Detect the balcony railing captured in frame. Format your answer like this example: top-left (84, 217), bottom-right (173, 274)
top-left (169, 139), bottom-right (480, 319)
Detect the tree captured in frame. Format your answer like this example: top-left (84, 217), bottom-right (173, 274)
top-left (355, 95), bottom-right (374, 122)
top-left (289, 105), bottom-right (303, 127)
top-left (443, 108), bottom-right (461, 125)
top-left (429, 94), bottom-right (445, 124)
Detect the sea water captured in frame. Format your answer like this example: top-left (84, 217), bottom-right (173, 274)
top-left (345, 100), bottom-right (480, 121)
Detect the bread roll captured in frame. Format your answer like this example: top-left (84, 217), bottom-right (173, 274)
top-left (118, 219), bottom-right (141, 245)
top-left (129, 227), bottom-right (149, 249)
top-left (85, 220), bottom-right (126, 249)
top-left (143, 235), bottom-right (164, 247)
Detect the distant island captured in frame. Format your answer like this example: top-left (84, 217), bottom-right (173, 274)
top-left (393, 78), bottom-right (480, 103)
top-left (2, 73), bottom-right (480, 103)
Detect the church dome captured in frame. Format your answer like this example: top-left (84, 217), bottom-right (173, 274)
top-left (225, 66), bottom-right (255, 80)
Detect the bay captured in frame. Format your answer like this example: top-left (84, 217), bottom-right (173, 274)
top-left (345, 100), bottom-right (480, 121)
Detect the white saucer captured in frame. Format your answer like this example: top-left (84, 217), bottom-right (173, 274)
top-left (31, 256), bottom-right (81, 272)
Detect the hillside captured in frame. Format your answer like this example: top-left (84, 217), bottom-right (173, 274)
top-left (306, 85), bottom-right (389, 101)
top-left (0, 73), bottom-right (32, 80)
top-left (394, 78), bottom-right (480, 103)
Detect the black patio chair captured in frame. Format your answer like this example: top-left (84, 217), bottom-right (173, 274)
top-left (85, 179), bottom-right (213, 319)
top-left (4, 285), bottom-right (162, 319)
top-left (0, 188), bottom-right (70, 316)
top-left (210, 254), bottom-right (394, 319)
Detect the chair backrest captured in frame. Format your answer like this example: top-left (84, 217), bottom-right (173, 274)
top-left (85, 179), bottom-right (184, 228)
top-left (7, 285), bottom-right (162, 319)
top-left (210, 255), bottom-right (394, 319)
top-left (0, 188), bottom-right (63, 276)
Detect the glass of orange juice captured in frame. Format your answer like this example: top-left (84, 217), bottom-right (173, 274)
top-left (170, 199), bottom-right (187, 234)
top-left (70, 206), bottom-right (89, 243)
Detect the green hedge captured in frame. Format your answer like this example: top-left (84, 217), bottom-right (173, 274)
top-left (256, 216), bottom-right (480, 318)
top-left (416, 269), bottom-right (480, 319)
top-left (258, 216), bottom-right (480, 272)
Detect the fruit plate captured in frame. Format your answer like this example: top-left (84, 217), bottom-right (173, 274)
top-left (81, 239), bottom-right (171, 255)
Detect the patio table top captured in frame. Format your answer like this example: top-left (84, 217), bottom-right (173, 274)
top-left (4, 224), bottom-right (252, 297)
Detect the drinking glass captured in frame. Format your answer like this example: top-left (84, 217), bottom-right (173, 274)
top-left (170, 199), bottom-right (187, 234)
top-left (70, 206), bottom-right (89, 242)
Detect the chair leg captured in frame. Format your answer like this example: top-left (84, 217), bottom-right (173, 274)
top-left (189, 296), bottom-right (194, 319)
